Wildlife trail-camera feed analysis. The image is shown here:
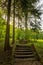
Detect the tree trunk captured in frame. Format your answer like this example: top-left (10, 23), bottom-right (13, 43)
top-left (25, 13), bottom-right (28, 40)
top-left (12, 0), bottom-right (15, 44)
top-left (25, 14), bottom-right (27, 29)
top-left (18, 10), bottom-right (19, 28)
top-left (4, 0), bottom-right (11, 51)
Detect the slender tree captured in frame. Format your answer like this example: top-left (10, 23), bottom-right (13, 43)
top-left (12, 0), bottom-right (15, 44)
top-left (4, 0), bottom-right (11, 51)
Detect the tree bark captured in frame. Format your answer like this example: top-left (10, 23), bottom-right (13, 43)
top-left (12, 0), bottom-right (15, 44)
top-left (4, 0), bottom-right (11, 51)
top-left (25, 13), bottom-right (28, 40)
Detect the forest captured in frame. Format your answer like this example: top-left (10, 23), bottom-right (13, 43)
top-left (0, 0), bottom-right (43, 65)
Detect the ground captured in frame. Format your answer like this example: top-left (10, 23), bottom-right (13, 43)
top-left (0, 39), bottom-right (43, 65)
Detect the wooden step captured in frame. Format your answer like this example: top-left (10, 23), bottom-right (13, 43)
top-left (15, 47), bottom-right (32, 50)
top-left (15, 52), bottom-right (33, 55)
top-left (16, 45), bottom-right (31, 46)
top-left (15, 50), bottom-right (32, 52)
top-left (15, 54), bottom-right (34, 58)
top-left (16, 45), bottom-right (31, 48)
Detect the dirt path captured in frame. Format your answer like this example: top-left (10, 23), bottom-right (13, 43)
top-left (14, 61), bottom-right (41, 65)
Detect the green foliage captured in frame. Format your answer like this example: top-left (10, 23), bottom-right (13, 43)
top-left (0, 17), bottom-right (6, 38)
top-left (15, 28), bottom-right (25, 40)
top-left (16, 28), bottom-right (43, 40)
top-left (0, 25), bottom-right (43, 40)
top-left (15, 28), bottom-right (42, 41)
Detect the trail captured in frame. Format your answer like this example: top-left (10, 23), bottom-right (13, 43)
top-left (13, 44), bottom-right (42, 65)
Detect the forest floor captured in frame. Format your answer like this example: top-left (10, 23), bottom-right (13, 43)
top-left (0, 40), bottom-right (43, 65)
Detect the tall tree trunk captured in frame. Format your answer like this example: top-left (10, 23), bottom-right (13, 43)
top-left (17, 8), bottom-right (20, 40)
top-left (25, 14), bottom-right (27, 29)
top-left (4, 0), bottom-right (11, 51)
top-left (25, 13), bottom-right (28, 40)
top-left (18, 10), bottom-right (19, 28)
top-left (12, 0), bottom-right (15, 44)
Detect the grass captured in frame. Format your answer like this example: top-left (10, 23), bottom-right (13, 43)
top-left (33, 41), bottom-right (43, 62)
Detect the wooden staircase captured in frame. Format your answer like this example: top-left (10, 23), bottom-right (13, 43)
top-left (13, 44), bottom-right (42, 65)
